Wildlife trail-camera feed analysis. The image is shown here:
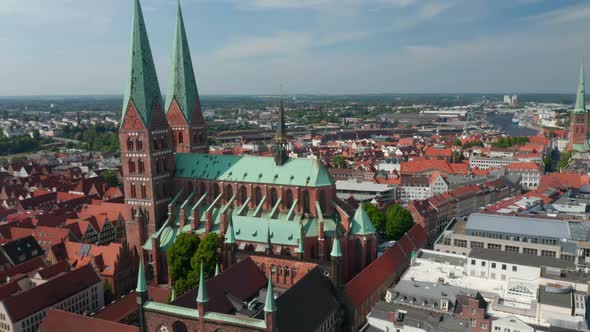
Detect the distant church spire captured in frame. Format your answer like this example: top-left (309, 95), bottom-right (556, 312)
top-left (574, 63), bottom-right (586, 113)
top-left (273, 93), bottom-right (289, 166)
top-left (274, 96), bottom-right (288, 144)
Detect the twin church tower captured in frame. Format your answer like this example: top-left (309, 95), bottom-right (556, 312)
top-left (119, 0), bottom-right (207, 246)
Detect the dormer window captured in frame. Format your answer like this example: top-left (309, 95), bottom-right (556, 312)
top-left (440, 299), bottom-right (448, 311)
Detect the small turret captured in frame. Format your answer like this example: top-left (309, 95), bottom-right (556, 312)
top-left (136, 260), bottom-right (148, 332)
top-left (264, 276), bottom-right (278, 332)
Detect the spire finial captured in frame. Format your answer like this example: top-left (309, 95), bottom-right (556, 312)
top-left (215, 263), bottom-right (220, 276)
top-left (136, 260), bottom-right (147, 293)
top-left (264, 275), bottom-right (277, 312)
top-left (196, 260), bottom-right (209, 303)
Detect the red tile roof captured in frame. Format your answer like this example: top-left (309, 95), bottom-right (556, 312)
top-left (0, 256), bottom-right (49, 283)
top-left (344, 224), bottom-right (427, 308)
top-left (424, 146), bottom-right (452, 158)
top-left (506, 162), bottom-right (542, 172)
top-left (172, 257), bottom-right (267, 313)
top-left (39, 309), bottom-right (138, 332)
top-left (3, 264), bottom-right (101, 322)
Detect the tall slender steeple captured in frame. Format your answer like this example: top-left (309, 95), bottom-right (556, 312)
top-left (196, 261), bottom-right (208, 304)
top-left (274, 97), bottom-right (288, 144)
top-left (569, 63), bottom-right (590, 153)
top-left (272, 96), bottom-right (289, 166)
top-left (264, 276), bottom-right (278, 332)
top-left (121, 0), bottom-right (163, 128)
top-left (166, 0), bottom-right (208, 153)
top-left (574, 63), bottom-right (586, 113)
top-left (119, 0), bottom-right (175, 265)
top-left (136, 260), bottom-right (148, 332)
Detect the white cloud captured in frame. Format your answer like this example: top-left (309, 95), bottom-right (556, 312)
top-left (418, 1), bottom-right (453, 19)
top-left (526, 2), bottom-right (590, 24)
top-left (216, 32), bottom-right (312, 58)
top-left (215, 30), bottom-right (369, 59)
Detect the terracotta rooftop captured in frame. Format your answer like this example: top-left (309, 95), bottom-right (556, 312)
top-left (39, 309), bottom-right (138, 332)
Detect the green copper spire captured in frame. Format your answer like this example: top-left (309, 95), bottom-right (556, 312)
top-left (215, 263), bottom-right (220, 276)
top-left (330, 237), bottom-right (342, 258)
top-left (170, 288), bottom-right (176, 302)
top-left (574, 63), bottom-right (586, 113)
top-left (264, 276), bottom-right (277, 312)
top-left (165, 1), bottom-right (201, 122)
top-left (224, 214), bottom-right (236, 244)
top-left (350, 205), bottom-right (377, 235)
top-left (121, 0), bottom-right (163, 128)
top-left (136, 260), bottom-right (147, 293)
top-left (196, 261), bottom-right (208, 303)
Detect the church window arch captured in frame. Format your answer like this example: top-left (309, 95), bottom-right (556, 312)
top-left (128, 159), bottom-right (136, 173)
top-left (270, 187), bottom-right (278, 206)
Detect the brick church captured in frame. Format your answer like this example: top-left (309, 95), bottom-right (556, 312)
top-left (119, 0), bottom-right (378, 298)
top-left (569, 64), bottom-right (590, 155)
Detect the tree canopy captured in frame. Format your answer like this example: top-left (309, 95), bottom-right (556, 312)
top-left (385, 204), bottom-right (415, 240)
top-left (332, 155), bottom-right (347, 169)
top-left (492, 136), bottom-right (529, 148)
top-left (167, 232), bottom-right (219, 295)
top-left (363, 203), bottom-right (385, 233)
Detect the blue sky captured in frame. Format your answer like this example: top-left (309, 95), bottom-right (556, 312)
top-left (1, 0), bottom-right (590, 96)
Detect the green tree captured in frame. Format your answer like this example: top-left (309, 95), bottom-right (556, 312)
top-left (543, 156), bottom-right (551, 173)
top-left (453, 139), bottom-right (462, 146)
top-left (385, 204), bottom-right (415, 240)
top-left (363, 203), bottom-right (385, 233)
top-left (101, 170), bottom-right (121, 188)
top-left (190, 233), bottom-right (220, 283)
top-left (332, 155), bottom-right (347, 169)
top-left (168, 233), bottom-right (201, 292)
top-left (558, 150), bottom-right (572, 170)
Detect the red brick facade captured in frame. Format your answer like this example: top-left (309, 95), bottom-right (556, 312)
top-left (166, 98), bottom-right (208, 154)
top-left (569, 112), bottom-right (588, 150)
top-left (120, 102), bottom-right (175, 255)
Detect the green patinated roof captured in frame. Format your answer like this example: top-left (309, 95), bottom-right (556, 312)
top-left (574, 63), bottom-right (586, 113)
top-left (330, 237), bottom-right (342, 257)
top-left (350, 205), bottom-right (376, 235)
top-left (136, 260), bottom-right (147, 292)
top-left (175, 153), bottom-right (333, 187)
top-left (144, 301), bottom-right (266, 329)
top-left (165, 2), bottom-right (200, 121)
top-left (121, 0), bottom-right (163, 128)
top-left (204, 312), bottom-right (267, 329)
top-left (197, 261), bottom-right (209, 303)
top-left (144, 301), bottom-right (199, 319)
top-left (573, 143), bottom-right (590, 152)
top-left (264, 277), bottom-right (277, 312)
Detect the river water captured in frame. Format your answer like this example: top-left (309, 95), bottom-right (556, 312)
top-left (485, 114), bottom-right (537, 136)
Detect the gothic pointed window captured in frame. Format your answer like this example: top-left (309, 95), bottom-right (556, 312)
top-left (130, 183), bottom-right (137, 198)
top-left (127, 137), bottom-right (134, 151)
top-left (137, 139), bottom-right (143, 151)
top-left (138, 159), bottom-right (145, 174)
top-left (178, 132), bottom-right (184, 144)
top-left (128, 159), bottom-right (136, 173)
top-left (141, 184), bottom-right (147, 199)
